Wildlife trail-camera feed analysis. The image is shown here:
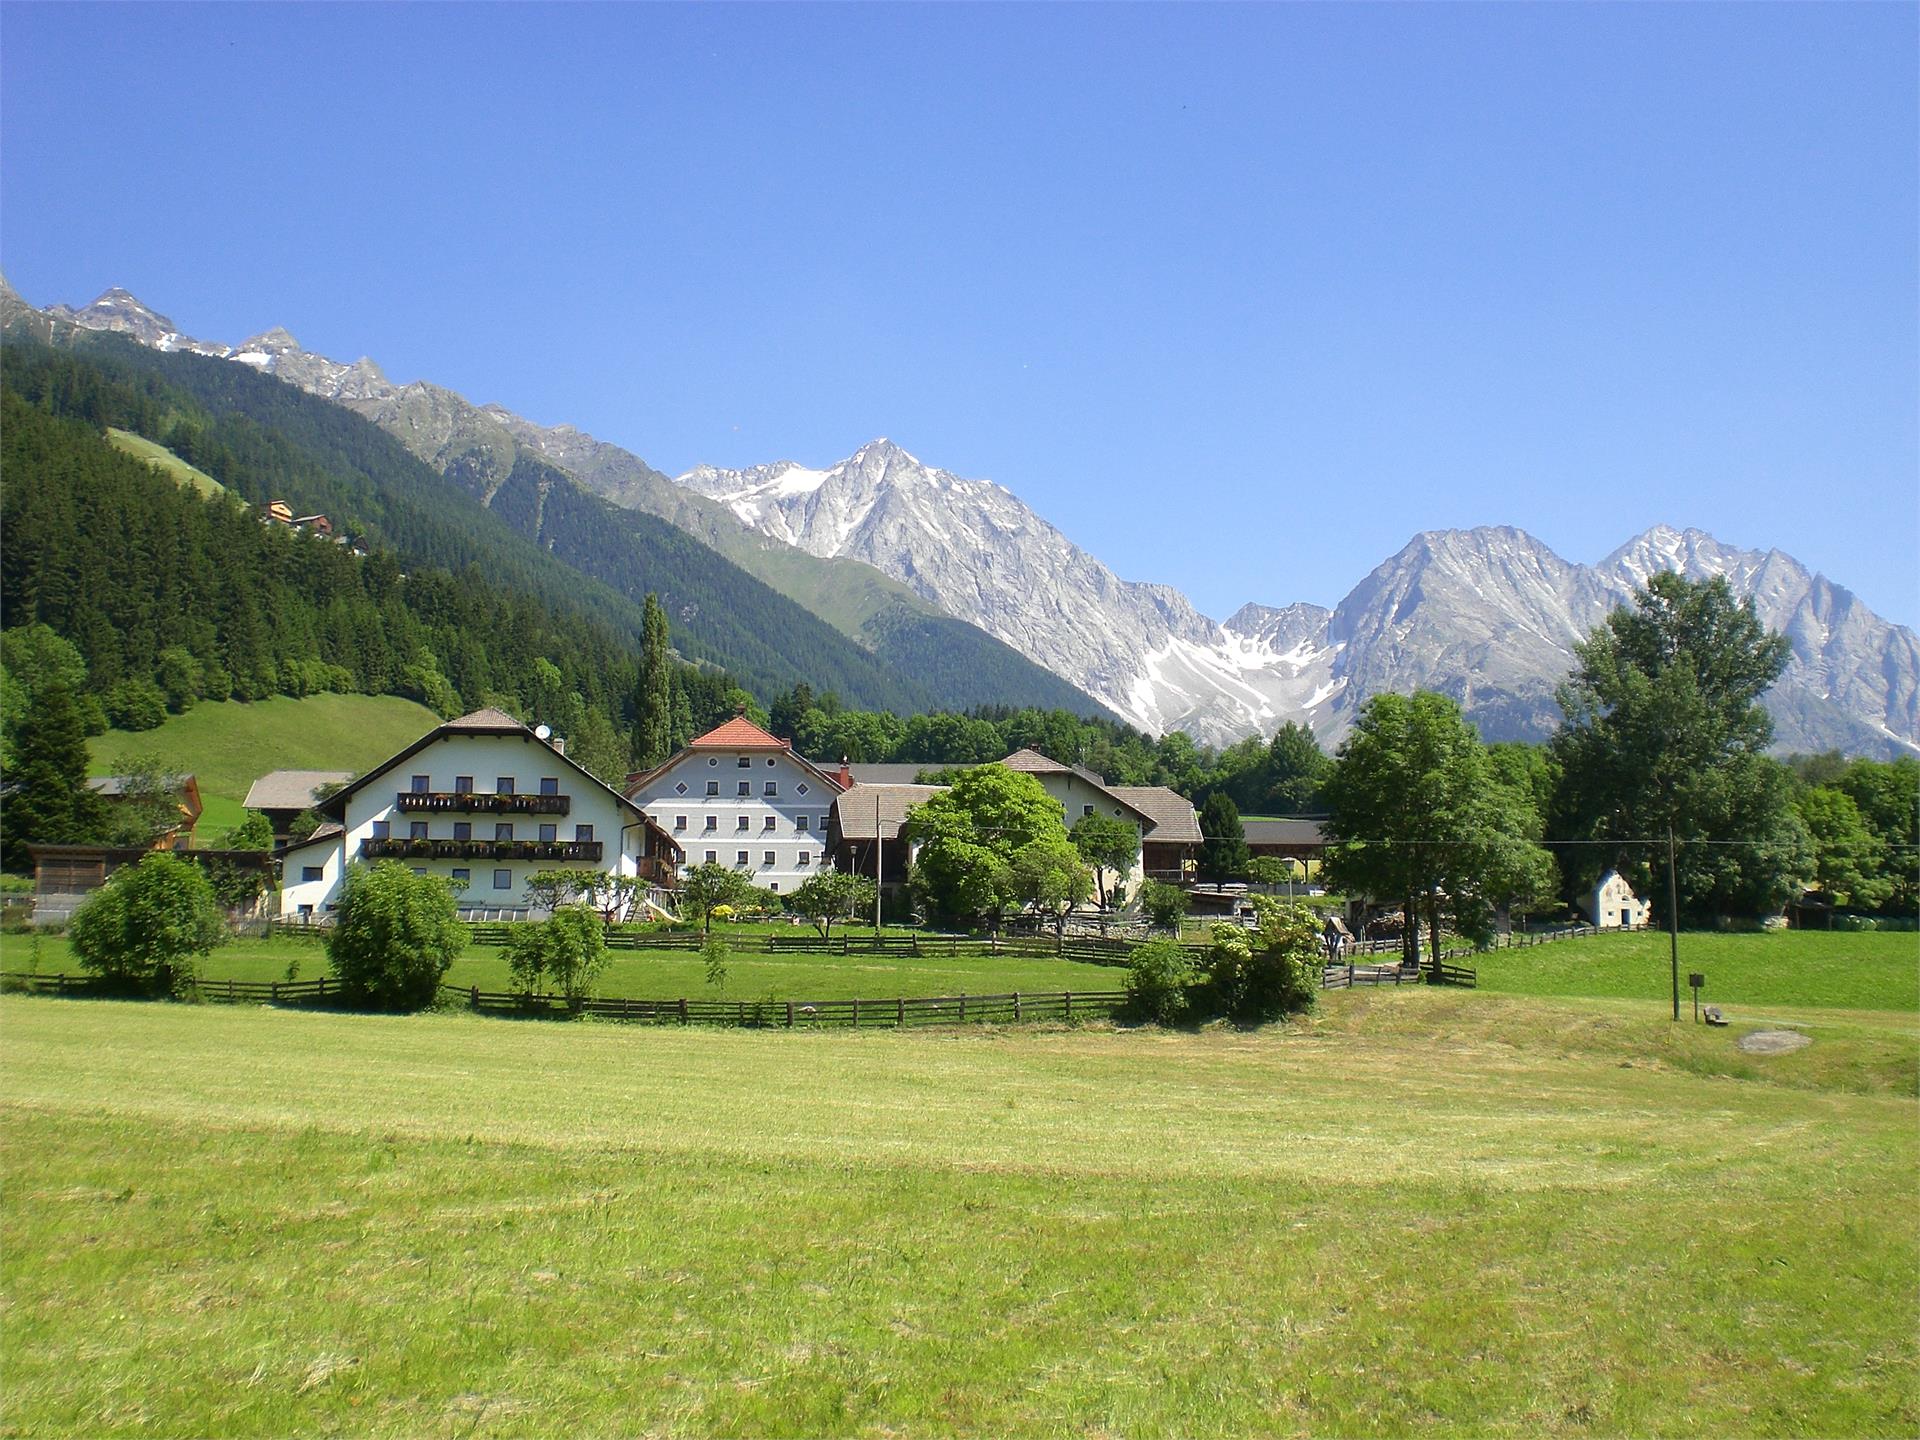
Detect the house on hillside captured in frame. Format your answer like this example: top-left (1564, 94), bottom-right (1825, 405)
top-left (292, 513), bottom-right (332, 535)
top-left (1584, 870), bottom-right (1649, 929)
top-left (278, 708), bottom-right (678, 922)
top-left (87, 773), bottom-right (203, 849)
top-left (265, 500), bottom-right (294, 525)
top-left (825, 751), bottom-right (1201, 904)
top-left (242, 769), bottom-right (355, 846)
top-left (624, 714), bottom-right (848, 895)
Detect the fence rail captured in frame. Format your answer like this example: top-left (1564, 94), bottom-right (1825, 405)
top-left (442, 983), bottom-right (1129, 1028)
top-left (0, 972), bottom-right (340, 1003)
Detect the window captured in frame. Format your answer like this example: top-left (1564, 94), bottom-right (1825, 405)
top-left (493, 869), bottom-right (512, 891)
top-left (301, 866), bottom-right (323, 883)
top-left (411, 774), bottom-right (429, 793)
top-left (298, 904), bottom-right (313, 918)
top-left (454, 776), bottom-right (473, 794)
top-left (764, 782), bottom-right (777, 796)
top-left (454, 822), bottom-right (471, 841)
top-left (410, 820), bottom-right (429, 840)
top-left (703, 816), bottom-right (717, 832)
top-left (412, 868), bottom-right (427, 877)
top-left (764, 850), bottom-right (776, 866)
top-left (769, 882), bottom-right (779, 893)
top-left (673, 816), bottom-right (687, 832)
top-left (708, 757), bottom-right (719, 767)
top-left (674, 782), bottom-right (688, 795)
top-left (798, 851), bottom-right (811, 867)
top-left (738, 756), bottom-right (751, 768)
top-left (797, 783), bottom-right (809, 796)
top-left (371, 820), bottom-right (391, 840)
top-left (575, 824), bottom-right (594, 842)
top-left (538, 824), bottom-right (558, 843)
top-left (763, 815), bottom-right (777, 830)
top-left (766, 757), bottom-right (777, 767)
top-left (540, 777), bottom-right (559, 796)
top-left (705, 780), bottom-right (720, 796)
top-left (820, 816), bottom-right (830, 831)
top-left (496, 777), bottom-right (515, 795)
top-left (795, 815), bottom-right (809, 832)
top-left (495, 823), bottom-right (513, 841)
top-left (704, 850), bottom-right (717, 863)
top-left (737, 781), bottom-right (750, 797)
top-left (452, 868), bottom-right (470, 884)
top-left (736, 850), bottom-right (749, 866)
top-left (735, 816), bottom-right (749, 832)
top-left (1083, 804), bottom-right (1094, 817)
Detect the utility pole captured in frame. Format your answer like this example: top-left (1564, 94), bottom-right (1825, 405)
top-left (874, 788), bottom-right (883, 934)
top-left (1667, 822), bottom-right (1681, 1022)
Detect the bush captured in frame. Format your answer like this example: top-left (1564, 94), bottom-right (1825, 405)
top-left (1125, 938), bottom-right (1196, 1025)
top-left (69, 852), bottom-right (226, 997)
top-left (104, 679), bottom-right (168, 732)
top-left (504, 904), bottom-right (610, 1009)
top-left (1200, 897), bottom-right (1320, 1024)
top-left (326, 861), bottom-right (466, 1011)
top-left (1139, 879), bottom-right (1190, 932)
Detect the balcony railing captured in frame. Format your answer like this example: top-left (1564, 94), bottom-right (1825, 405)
top-left (361, 838), bottom-right (603, 863)
top-left (393, 792), bottom-right (570, 815)
top-left (638, 855), bottom-right (677, 886)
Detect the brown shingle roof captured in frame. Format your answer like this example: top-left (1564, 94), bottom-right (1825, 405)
top-left (831, 784), bottom-right (946, 840)
top-left (242, 769), bottom-right (356, 811)
top-left (1242, 818), bottom-right (1328, 848)
top-left (1106, 786), bottom-right (1202, 844)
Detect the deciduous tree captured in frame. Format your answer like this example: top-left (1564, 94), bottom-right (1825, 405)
top-left (326, 861), bottom-right (467, 1011)
top-left (69, 851), bottom-right (226, 996)
top-left (788, 869), bottom-right (878, 941)
top-left (1070, 812), bottom-right (1138, 908)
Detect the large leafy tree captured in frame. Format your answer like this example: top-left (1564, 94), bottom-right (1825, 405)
top-left (1550, 573), bottom-right (1809, 924)
top-left (505, 904), bottom-right (611, 1007)
top-left (1793, 786), bottom-right (1893, 912)
top-left (1070, 812), bottom-right (1139, 909)
top-left (904, 766), bottom-right (1065, 925)
top-left (1010, 834), bottom-right (1094, 942)
top-left (1837, 757), bottom-right (1919, 913)
top-left (69, 851), bottom-right (227, 996)
top-left (675, 861), bottom-right (763, 936)
top-left (1322, 690), bottom-right (1551, 973)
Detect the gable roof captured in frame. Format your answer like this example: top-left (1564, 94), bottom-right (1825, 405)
top-left (277, 821), bottom-right (345, 858)
top-left (830, 784), bottom-right (947, 841)
top-left (1242, 817), bottom-right (1328, 848)
top-left (243, 769), bottom-right (356, 811)
top-left (318, 709), bottom-right (643, 821)
top-left (689, 715), bottom-right (789, 749)
top-left (1105, 786), bottom-right (1202, 844)
top-left (88, 774), bottom-right (203, 821)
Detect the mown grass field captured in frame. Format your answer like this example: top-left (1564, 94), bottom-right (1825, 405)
top-left (1476, 928), bottom-right (1918, 1012)
top-left (2, 985), bottom-right (1914, 1437)
top-left (104, 427), bottom-right (227, 499)
top-left (88, 692), bottom-right (439, 839)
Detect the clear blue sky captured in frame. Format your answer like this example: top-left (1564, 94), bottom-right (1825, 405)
top-left (4, 2), bottom-right (1915, 629)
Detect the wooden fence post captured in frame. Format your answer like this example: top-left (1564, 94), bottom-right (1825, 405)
top-left (679, 997), bottom-right (688, 1025)
top-left (1013, 992), bottom-right (1021, 1022)
top-left (786, 1000), bottom-right (795, 1028)
top-left (959, 994), bottom-right (966, 1023)
top-left (896, 996), bottom-right (905, 1026)
top-left (851, 997), bottom-right (860, 1027)
top-left (1064, 990), bottom-right (1073, 1021)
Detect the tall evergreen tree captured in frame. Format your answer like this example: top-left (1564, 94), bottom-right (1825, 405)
top-left (1, 680), bottom-right (108, 871)
top-left (633, 593), bottom-right (674, 769)
top-left (1197, 792), bottom-right (1251, 883)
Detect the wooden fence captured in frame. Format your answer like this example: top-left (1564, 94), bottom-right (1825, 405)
top-left (0, 972), bottom-right (341, 1003)
top-left (442, 983), bottom-right (1128, 1028)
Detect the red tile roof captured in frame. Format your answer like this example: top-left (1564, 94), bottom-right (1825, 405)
top-left (688, 715), bottom-right (790, 750)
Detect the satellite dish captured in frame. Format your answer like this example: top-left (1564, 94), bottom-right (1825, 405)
top-left (534, 724), bottom-right (552, 741)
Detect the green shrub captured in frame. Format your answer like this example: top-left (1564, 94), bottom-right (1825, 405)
top-left (1125, 938), bottom-right (1196, 1025)
top-left (505, 904), bottom-right (610, 1010)
top-left (1139, 879), bottom-right (1190, 932)
top-left (326, 862), bottom-right (466, 1011)
top-left (1201, 897), bottom-right (1321, 1023)
top-left (69, 852), bottom-right (226, 997)
top-left (103, 679), bottom-right (168, 732)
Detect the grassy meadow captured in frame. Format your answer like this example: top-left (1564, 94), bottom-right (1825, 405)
top-left (87, 692), bottom-right (439, 840)
top-left (104, 427), bottom-right (227, 499)
top-left (3, 984), bottom-right (1914, 1437)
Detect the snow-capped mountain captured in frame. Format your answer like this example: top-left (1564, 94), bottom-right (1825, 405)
top-left (21, 281), bottom-right (1915, 756)
top-left (681, 449), bottom-right (1919, 756)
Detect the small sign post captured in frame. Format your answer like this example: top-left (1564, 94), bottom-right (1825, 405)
top-left (1688, 972), bottom-right (1705, 1023)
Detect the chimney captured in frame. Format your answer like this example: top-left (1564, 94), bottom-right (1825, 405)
top-left (836, 755), bottom-right (852, 790)
top-left (552, 736), bottom-right (566, 756)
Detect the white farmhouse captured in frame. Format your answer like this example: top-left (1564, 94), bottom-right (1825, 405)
top-left (1586, 869), bottom-right (1650, 929)
top-left (624, 714), bottom-right (849, 895)
top-left (997, 749), bottom-right (1157, 898)
top-left (277, 708), bottom-right (678, 921)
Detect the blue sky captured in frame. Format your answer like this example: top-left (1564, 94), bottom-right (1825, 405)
top-left (4, 2), bottom-right (1914, 628)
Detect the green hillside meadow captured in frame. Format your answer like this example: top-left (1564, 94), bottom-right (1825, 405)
top-left (88, 693), bottom-right (438, 839)
top-left (1, 976), bottom-right (1914, 1437)
top-left (104, 426), bottom-right (225, 498)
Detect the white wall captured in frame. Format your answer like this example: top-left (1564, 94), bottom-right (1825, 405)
top-left (278, 730), bottom-right (641, 918)
top-left (629, 748), bottom-right (836, 893)
top-left (1028, 771), bottom-right (1147, 899)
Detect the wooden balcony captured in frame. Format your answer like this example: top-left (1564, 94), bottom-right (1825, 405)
top-left (638, 855), bottom-right (678, 887)
top-left (394, 792), bottom-right (570, 815)
top-left (361, 838), bottom-right (603, 863)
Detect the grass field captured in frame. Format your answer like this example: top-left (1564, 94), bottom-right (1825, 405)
top-left (2, 986), bottom-right (1914, 1437)
top-left (88, 693), bottom-right (439, 840)
top-left (105, 427), bottom-right (226, 499)
top-left (0, 931), bottom-right (1124, 1002)
top-left (1477, 929), bottom-right (1918, 1012)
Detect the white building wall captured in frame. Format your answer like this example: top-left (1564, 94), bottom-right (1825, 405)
top-left (1589, 871), bottom-right (1650, 929)
top-left (629, 748), bottom-right (837, 893)
top-left (278, 731), bottom-right (640, 919)
top-left (1028, 771), bottom-right (1148, 898)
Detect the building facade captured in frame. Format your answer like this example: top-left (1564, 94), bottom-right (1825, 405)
top-left (277, 708), bottom-right (674, 921)
top-left (625, 715), bottom-right (849, 895)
